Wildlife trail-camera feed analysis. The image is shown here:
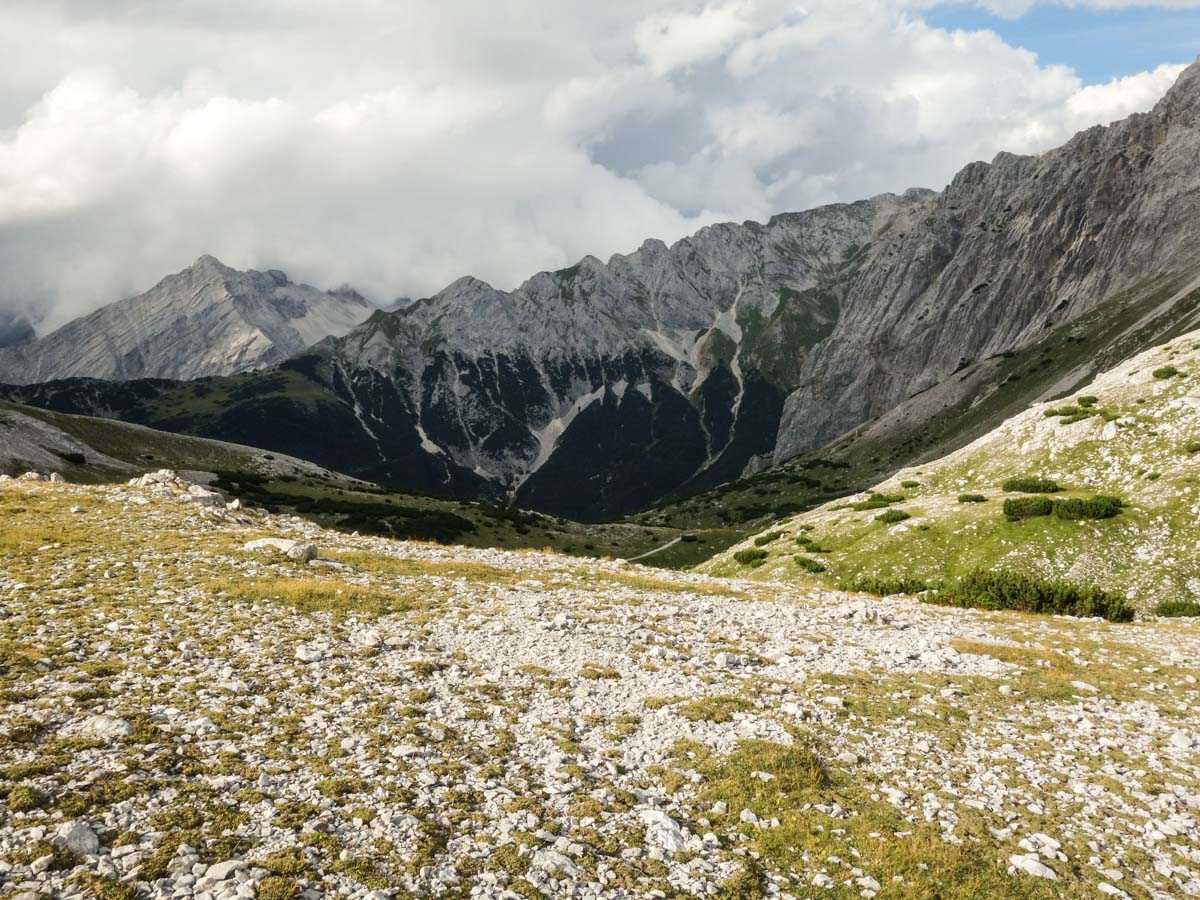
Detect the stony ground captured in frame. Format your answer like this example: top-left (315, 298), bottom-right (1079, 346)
top-left (2, 476), bottom-right (1199, 899)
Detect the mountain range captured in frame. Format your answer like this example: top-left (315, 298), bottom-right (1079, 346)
top-left (0, 255), bottom-right (373, 384)
top-left (4, 57), bottom-right (1200, 522)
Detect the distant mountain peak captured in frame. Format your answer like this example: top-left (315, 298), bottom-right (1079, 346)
top-left (0, 258), bottom-right (373, 384)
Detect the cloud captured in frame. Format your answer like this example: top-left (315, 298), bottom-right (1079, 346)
top-left (0, 0), bottom-right (1193, 329)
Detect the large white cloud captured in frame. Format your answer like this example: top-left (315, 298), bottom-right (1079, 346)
top-left (0, 0), bottom-right (1193, 329)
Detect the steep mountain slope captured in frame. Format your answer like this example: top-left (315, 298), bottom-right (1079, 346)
top-left (774, 59), bottom-right (1200, 459)
top-left (6, 59), bottom-right (1200, 521)
top-left (0, 255), bottom-right (372, 384)
top-left (707, 326), bottom-right (1200, 610)
top-left (637, 260), bottom-right (1200, 533)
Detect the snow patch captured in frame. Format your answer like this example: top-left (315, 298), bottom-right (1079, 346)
top-left (518, 384), bottom-right (608, 488)
top-left (416, 423), bottom-right (444, 456)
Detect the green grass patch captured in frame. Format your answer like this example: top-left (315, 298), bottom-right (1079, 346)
top-left (211, 577), bottom-right (423, 617)
top-left (677, 695), bottom-right (753, 723)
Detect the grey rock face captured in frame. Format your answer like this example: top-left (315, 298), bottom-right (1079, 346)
top-left (0, 255), bottom-right (372, 384)
top-left (773, 56), bottom-right (1200, 458)
top-left (321, 191), bottom-right (927, 516)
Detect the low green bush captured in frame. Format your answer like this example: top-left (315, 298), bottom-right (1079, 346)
top-left (1052, 495), bottom-right (1123, 520)
top-left (733, 548), bottom-right (769, 567)
top-left (958, 494), bottom-right (987, 503)
top-left (900, 480), bottom-right (920, 489)
top-left (1186, 441), bottom-right (1200, 454)
top-left (1002, 477), bottom-right (1061, 493)
top-left (794, 535), bottom-right (830, 552)
top-left (851, 491), bottom-right (905, 511)
top-left (1077, 395), bottom-right (1098, 408)
top-left (753, 531), bottom-right (784, 547)
top-left (876, 509), bottom-right (911, 524)
top-left (1152, 365), bottom-right (1181, 379)
top-left (1153, 599), bottom-right (1200, 617)
top-left (1003, 496), bottom-right (1053, 520)
top-left (923, 570), bottom-right (1134, 622)
top-left (793, 556), bottom-right (826, 573)
top-left (840, 575), bottom-right (929, 596)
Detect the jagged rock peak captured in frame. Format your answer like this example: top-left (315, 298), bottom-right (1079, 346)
top-left (0, 257), bottom-right (373, 384)
top-left (1155, 55), bottom-right (1200, 119)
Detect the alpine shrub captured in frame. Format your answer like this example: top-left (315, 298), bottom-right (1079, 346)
top-left (876, 509), bottom-right (911, 524)
top-left (1002, 477), bottom-right (1061, 493)
top-left (1152, 365), bottom-right (1181, 379)
top-left (1003, 497), bottom-right (1053, 520)
top-left (1052, 495), bottom-right (1123, 521)
top-left (793, 556), bottom-right (826, 573)
top-left (851, 491), bottom-right (905, 511)
top-left (733, 548), bottom-right (769, 567)
top-left (923, 570), bottom-right (1134, 622)
top-left (1186, 442), bottom-right (1200, 454)
top-left (1153, 599), bottom-right (1200, 617)
top-left (753, 531), bottom-right (784, 547)
top-left (794, 535), bottom-right (829, 552)
top-left (958, 494), bottom-right (987, 503)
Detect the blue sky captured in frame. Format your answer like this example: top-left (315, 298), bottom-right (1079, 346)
top-left (925, 4), bottom-right (1200, 83)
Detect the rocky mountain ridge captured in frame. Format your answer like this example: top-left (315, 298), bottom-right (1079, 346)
top-left (0, 255), bottom-right (373, 384)
top-left (773, 57), bottom-right (1200, 459)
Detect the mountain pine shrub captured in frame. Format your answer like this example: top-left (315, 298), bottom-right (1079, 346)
top-left (1002, 477), bottom-right (1061, 493)
top-left (958, 494), bottom-right (987, 503)
top-left (923, 570), bottom-right (1134, 622)
top-left (1152, 365), bottom-right (1181, 379)
top-left (793, 556), bottom-right (826, 573)
top-left (1186, 441), bottom-right (1200, 454)
top-left (1052, 495), bottom-right (1123, 520)
top-left (1153, 599), bottom-right (1200, 617)
top-left (753, 531), bottom-right (784, 547)
top-left (795, 535), bottom-right (830, 552)
top-left (851, 491), bottom-right (905, 511)
top-left (1003, 496), bottom-right (1053, 519)
top-left (876, 509), bottom-right (911, 524)
top-left (733, 548), bottom-right (769, 567)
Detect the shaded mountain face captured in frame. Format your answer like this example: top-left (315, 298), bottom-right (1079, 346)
top-left (0, 256), bottom-right (373, 384)
top-left (7, 59), bottom-right (1200, 521)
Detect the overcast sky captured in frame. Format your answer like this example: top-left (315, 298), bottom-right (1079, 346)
top-left (1, 0), bottom-right (1197, 330)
